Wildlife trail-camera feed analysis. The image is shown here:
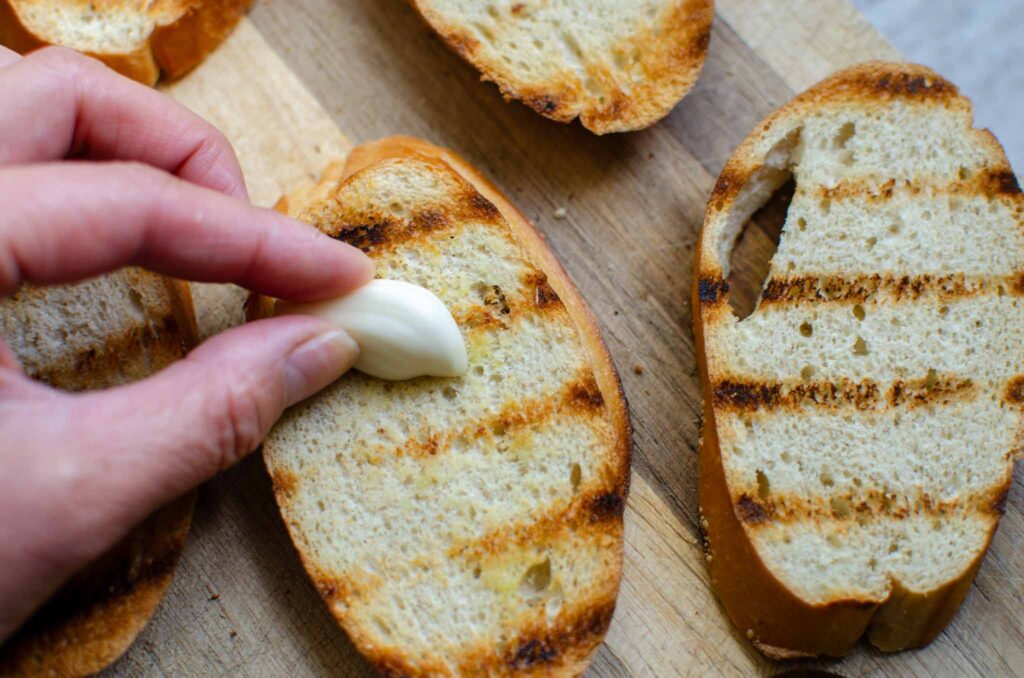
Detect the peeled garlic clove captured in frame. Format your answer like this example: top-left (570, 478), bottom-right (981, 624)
top-left (277, 279), bottom-right (468, 381)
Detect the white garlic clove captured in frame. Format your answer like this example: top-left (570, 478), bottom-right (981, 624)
top-left (277, 279), bottom-right (468, 381)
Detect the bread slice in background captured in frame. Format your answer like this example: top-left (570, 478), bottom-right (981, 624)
top-left (408, 0), bottom-right (713, 134)
top-left (694, 62), bottom-right (1023, 658)
top-left (262, 137), bottom-right (631, 675)
top-left (0, 270), bottom-right (197, 677)
top-left (0, 0), bottom-right (251, 85)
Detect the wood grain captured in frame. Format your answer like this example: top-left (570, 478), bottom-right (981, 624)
top-left (104, 2), bottom-right (1022, 676)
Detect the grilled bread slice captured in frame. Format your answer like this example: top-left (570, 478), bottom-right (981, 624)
top-left (408, 0), bottom-right (713, 134)
top-left (694, 62), bottom-right (1023, 658)
top-left (262, 137), bottom-right (631, 676)
top-left (0, 0), bottom-right (251, 85)
top-left (0, 270), bottom-right (197, 677)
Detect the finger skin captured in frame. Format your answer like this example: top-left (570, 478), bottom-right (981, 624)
top-left (0, 316), bottom-right (359, 640)
top-left (0, 162), bottom-right (375, 300)
top-left (0, 45), bottom-right (20, 69)
top-left (0, 46), bottom-right (246, 198)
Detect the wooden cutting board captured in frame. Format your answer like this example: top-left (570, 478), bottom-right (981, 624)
top-left (105, 1), bottom-right (1023, 675)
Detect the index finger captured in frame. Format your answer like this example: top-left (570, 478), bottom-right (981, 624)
top-left (0, 163), bottom-right (374, 301)
top-left (0, 46), bottom-right (246, 199)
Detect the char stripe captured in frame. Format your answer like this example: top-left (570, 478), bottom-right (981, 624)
top-left (734, 486), bottom-right (1005, 527)
top-left (503, 598), bottom-right (616, 672)
top-left (803, 167), bottom-right (1023, 203)
top-left (758, 272), bottom-right (1024, 306)
top-left (713, 375), bottom-right (976, 412)
top-left (310, 188), bottom-right (504, 254)
top-left (453, 270), bottom-right (565, 329)
top-left (393, 372), bottom-right (605, 461)
top-left (449, 484), bottom-right (625, 561)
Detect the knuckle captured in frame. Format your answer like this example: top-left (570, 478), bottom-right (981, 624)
top-left (206, 375), bottom-right (269, 471)
top-left (188, 128), bottom-right (244, 194)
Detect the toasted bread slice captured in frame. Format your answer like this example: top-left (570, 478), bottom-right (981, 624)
top-left (261, 137), bottom-right (631, 676)
top-left (694, 62), bottom-right (1023, 658)
top-left (0, 0), bottom-right (251, 85)
top-left (0, 269), bottom-right (197, 677)
top-left (408, 0), bottom-right (713, 134)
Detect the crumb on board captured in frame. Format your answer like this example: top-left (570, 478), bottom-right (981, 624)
top-left (553, 207), bottom-right (567, 220)
top-left (208, 593), bottom-right (220, 601)
top-left (633, 363), bottom-right (645, 375)
top-left (230, 629), bottom-right (238, 639)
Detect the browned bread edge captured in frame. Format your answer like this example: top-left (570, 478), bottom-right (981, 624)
top-left (693, 62), bottom-right (1015, 658)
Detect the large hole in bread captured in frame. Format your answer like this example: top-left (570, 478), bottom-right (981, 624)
top-left (716, 127), bottom-right (802, 321)
top-left (727, 177), bottom-right (795, 320)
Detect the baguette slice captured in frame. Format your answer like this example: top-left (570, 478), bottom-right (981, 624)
top-left (0, 0), bottom-right (251, 85)
top-left (694, 62), bottom-right (1023, 658)
top-left (0, 270), bottom-right (198, 677)
top-left (408, 0), bottom-right (713, 134)
top-left (262, 137), bottom-right (631, 676)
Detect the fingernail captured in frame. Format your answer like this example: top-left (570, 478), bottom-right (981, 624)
top-left (283, 330), bottom-right (359, 406)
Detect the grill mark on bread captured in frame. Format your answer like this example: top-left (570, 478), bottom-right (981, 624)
top-left (390, 372), bottom-right (606, 461)
top-left (450, 484), bottom-right (625, 561)
top-left (888, 375), bottom-right (975, 407)
top-left (24, 314), bottom-right (184, 389)
top-left (307, 188), bottom-right (502, 254)
top-left (327, 210), bottom-right (452, 253)
top-left (808, 168), bottom-right (1023, 202)
top-left (714, 375), bottom-right (976, 412)
top-left (697, 276), bottom-right (730, 305)
top-left (868, 70), bottom-right (956, 99)
top-left (1003, 376), bottom-right (1024, 405)
top-left (453, 271), bottom-right (565, 329)
top-left (502, 598), bottom-right (616, 672)
top-left (736, 494), bottom-right (770, 524)
top-left (733, 487), bottom-right (1005, 526)
top-left (757, 273), bottom-right (1024, 306)
top-left (524, 270), bottom-right (561, 309)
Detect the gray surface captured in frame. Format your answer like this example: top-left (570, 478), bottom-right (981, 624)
top-left (852, 0), bottom-right (1024, 172)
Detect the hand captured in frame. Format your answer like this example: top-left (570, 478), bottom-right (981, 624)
top-left (0, 46), bottom-right (374, 641)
